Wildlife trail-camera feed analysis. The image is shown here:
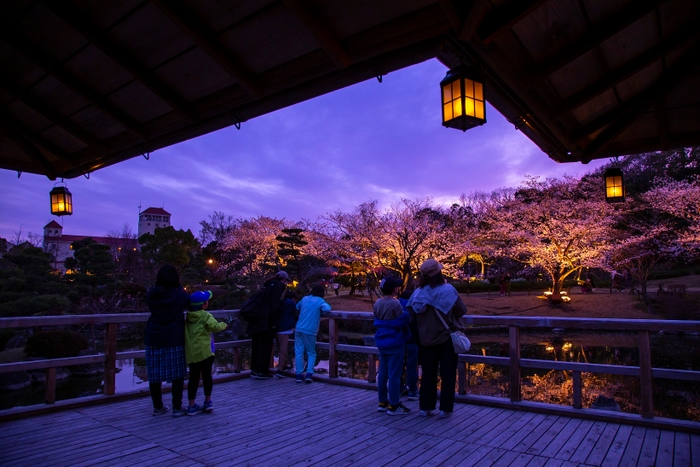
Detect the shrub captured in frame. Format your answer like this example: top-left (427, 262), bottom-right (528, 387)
top-left (0, 295), bottom-right (73, 317)
top-left (0, 329), bottom-right (15, 350)
top-left (25, 330), bottom-right (88, 358)
top-left (34, 281), bottom-right (70, 295)
top-left (1, 277), bottom-right (26, 292)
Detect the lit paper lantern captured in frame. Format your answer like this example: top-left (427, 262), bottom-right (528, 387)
top-left (440, 65), bottom-right (486, 131)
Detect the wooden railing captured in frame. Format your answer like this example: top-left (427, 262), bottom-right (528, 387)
top-left (2, 311), bottom-right (700, 431)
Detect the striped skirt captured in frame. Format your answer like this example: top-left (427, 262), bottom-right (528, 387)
top-left (145, 345), bottom-right (186, 383)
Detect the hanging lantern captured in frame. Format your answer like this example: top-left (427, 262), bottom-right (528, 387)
top-left (50, 183), bottom-right (73, 216)
top-left (440, 65), bottom-right (486, 131)
top-left (604, 168), bottom-right (625, 203)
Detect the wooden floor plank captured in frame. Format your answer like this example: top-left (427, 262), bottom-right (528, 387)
top-left (0, 378), bottom-right (694, 467)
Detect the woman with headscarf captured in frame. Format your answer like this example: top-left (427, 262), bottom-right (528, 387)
top-left (145, 264), bottom-right (190, 417)
top-left (407, 259), bottom-right (467, 418)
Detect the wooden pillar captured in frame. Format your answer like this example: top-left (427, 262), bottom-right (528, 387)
top-left (45, 367), bottom-right (56, 404)
top-left (104, 322), bottom-right (117, 395)
top-left (572, 371), bottom-right (582, 409)
top-left (639, 330), bottom-right (654, 418)
top-left (457, 361), bottom-right (467, 395)
top-left (368, 354), bottom-right (377, 383)
top-left (509, 325), bottom-right (521, 402)
top-left (328, 318), bottom-right (338, 378)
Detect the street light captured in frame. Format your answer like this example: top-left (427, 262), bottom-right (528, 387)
top-left (440, 65), bottom-right (486, 131)
top-left (49, 182), bottom-right (73, 216)
top-left (604, 168), bottom-right (625, 203)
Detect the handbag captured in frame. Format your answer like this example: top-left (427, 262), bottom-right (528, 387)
top-left (434, 309), bottom-right (471, 354)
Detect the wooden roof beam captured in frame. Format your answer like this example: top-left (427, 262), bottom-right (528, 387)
top-left (0, 129), bottom-right (57, 180)
top-left (43, 2), bottom-right (199, 122)
top-left (0, 75), bottom-right (109, 153)
top-left (550, 29), bottom-right (699, 119)
top-left (526, 0), bottom-right (668, 85)
top-left (282, 0), bottom-right (351, 69)
top-left (578, 45), bottom-right (700, 162)
top-left (478, 0), bottom-right (550, 44)
top-left (151, 0), bottom-right (263, 99)
top-left (0, 32), bottom-right (149, 141)
top-left (458, 0), bottom-right (491, 42)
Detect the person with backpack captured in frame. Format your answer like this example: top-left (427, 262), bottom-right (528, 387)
top-left (271, 290), bottom-right (297, 377)
top-left (294, 285), bottom-right (331, 383)
top-left (184, 290), bottom-right (227, 415)
top-left (243, 271), bottom-right (290, 379)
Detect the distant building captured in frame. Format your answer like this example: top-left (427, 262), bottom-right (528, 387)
top-left (43, 206), bottom-right (169, 272)
top-left (138, 207), bottom-right (171, 238)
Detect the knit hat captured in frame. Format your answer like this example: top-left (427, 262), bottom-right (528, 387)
top-left (419, 259), bottom-right (444, 277)
top-left (380, 277), bottom-right (402, 295)
top-left (276, 271), bottom-right (290, 281)
top-left (190, 290), bottom-right (213, 307)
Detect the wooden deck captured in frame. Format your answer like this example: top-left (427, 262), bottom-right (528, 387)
top-left (1, 379), bottom-right (698, 467)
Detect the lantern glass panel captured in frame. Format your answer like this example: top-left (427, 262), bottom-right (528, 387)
top-left (465, 98), bottom-right (475, 117)
top-left (442, 84), bottom-right (451, 103)
top-left (443, 102), bottom-right (452, 121)
top-left (452, 81), bottom-right (461, 99)
top-left (453, 98), bottom-right (463, 117)
top-left (474, 81), bottom-right (483, 100)
top-left (606, 176), bottom-right (623, 197)
top-left (465, 79), bottom-right (474, 98)
top-left (475, 101), bottom-right (485, 119)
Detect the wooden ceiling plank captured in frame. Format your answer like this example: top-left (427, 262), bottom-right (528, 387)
top-left (282, 0), bottom-right (351, 69)
top-left (43, 2), bottom-right (199, 122)
top-left (0, 32), bottom-right (149, 141)
top-left (528, 0), bottom-right (668, 84)
top-left (0, 110), bottom-right (77, 171)
top-left (437, 0), bottom-right (462, 32)
top-left (551, 29), bottom-right (699, 119)
top-left (0, 129), bottom-right (56, 179)
top-left (578, 44), bottom-right (700, 162)
top-left (151, 0), bottom-right (263, 99)
top-left (458, 0), bottom-right (491, 42)
top-left (0, 75), bottom-right (109, 153)
top-left (478, 0), bottom-right (550, 44)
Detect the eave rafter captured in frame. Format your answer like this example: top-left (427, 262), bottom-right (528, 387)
top-left (0, 129), bottom-right (56, 180)
top-left (478, 0), bottom-right (550, 44)
top-left (578, 43), bottom-right (700, 162)
top-left (0, 31), bottom-right (149, 141)
top-left (282, 0), bottom-right (351, 69)
top-left (150, 0), bottom-right (263, 99)
top-left (42, 1), bottom-right (199, 122)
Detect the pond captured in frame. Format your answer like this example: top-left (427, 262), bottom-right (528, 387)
top-left (2, 330), bottom-right (699, 421)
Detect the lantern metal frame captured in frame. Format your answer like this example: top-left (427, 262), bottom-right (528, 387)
top-left (440, 65), bottom-right (487, 132)
top-left (50, 182), bottom-right (73, 216)
top-left (604, 167), bottom-right (625, 203)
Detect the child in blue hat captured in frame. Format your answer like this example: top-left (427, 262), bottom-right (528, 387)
top-left (185, 290), bottom-right (227, 415)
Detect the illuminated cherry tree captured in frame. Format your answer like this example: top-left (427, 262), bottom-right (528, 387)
top-left (482, 176), bottom-right (614, 296)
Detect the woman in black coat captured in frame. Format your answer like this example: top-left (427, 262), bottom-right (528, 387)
top-left (145, 264), bottom-right (190, 416)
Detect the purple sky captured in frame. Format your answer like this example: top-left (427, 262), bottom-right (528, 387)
top-left (1, 59), bottom-right (607, 243)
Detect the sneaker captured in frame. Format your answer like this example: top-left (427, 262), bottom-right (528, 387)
top-left (296, 374), bottom-right (304, 383)
top-left (304, 374), bottom-right (313, 383)
top-left (439, 410), bottom-right (452, 418)
top-left (186, 404), bottom-right (204, 416)
top-left (377, 401), bottom-right (390, 412)
top-left (172, 407), bottom-right (187, 418)
top-left (203, 401), bottom-right (214, 412)
top-left (251, 371), bottom-right (272, 380)
top-left (419, 409), bottom-right (434, 417)
top-left (274, 372), bottom-right (286, 379)
top-left (152, 405), bottom-right (169, 416)
top-left (387, 403), bottom-right (411, 415)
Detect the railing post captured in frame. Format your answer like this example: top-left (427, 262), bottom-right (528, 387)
top-left (639, 330), bottom-right (654, 418)
top-left (45, 367), bottom-right (56, 404)
top-left (328, 317), bottom-right (338, 378)
top-left (457, 361), bottom-right (467, 395)
top-left (104, 322), bottom-right (117, 395)
top-left (572, 371), bottom-right (582, 409)
top-left (509, 325), bottom-right (521, 402)
top-left (232, 347), bottom-right (242, 373)
top-left (368, 354), bottom-right (377, 383)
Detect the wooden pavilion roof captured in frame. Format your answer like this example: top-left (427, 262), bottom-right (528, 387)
top-left (1, 0), bottom-right (698, 180)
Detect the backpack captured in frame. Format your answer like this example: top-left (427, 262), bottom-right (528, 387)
top-left (239, 286), bottom-right (271, 321)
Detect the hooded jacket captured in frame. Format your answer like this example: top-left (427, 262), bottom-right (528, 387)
top-left (295, 295), bottom-right (331, 335)
top-left (374, 311), bottom-right (411, 350)
top-left (407, 283), bottom-right (467, 346)
top-left (144, 286), bottom-right (189, 347)
top-left (185, 309), bottom-right (227, 365)
top-left (246, 279), bottom-right (287, 335)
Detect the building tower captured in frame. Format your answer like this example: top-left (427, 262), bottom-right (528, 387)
top-left (138, 207), bottom-right (172, 238)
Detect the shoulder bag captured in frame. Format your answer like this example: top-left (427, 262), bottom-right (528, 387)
top-left (434, 309), bottom-right (471, 354)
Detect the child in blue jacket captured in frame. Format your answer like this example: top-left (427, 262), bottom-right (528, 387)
top-left (295, 285), bottom-right (331, 383)
top-left (374, 278), bottom-right (411, 415)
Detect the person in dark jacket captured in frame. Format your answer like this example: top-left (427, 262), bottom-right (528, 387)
top-left (145, 264), bottom-right (190, 417)
top-left (399, 289), bottom-right (419, 398)
top-left (407, 259), bottom-right (467, 419)
top-left (271, 290), bottom-right (297, 376)
top-left (249, 270), bottom-right (290, 379)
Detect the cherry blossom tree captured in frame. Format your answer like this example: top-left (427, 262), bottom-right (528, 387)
top-left (483, 176), bottom-right (614, 297)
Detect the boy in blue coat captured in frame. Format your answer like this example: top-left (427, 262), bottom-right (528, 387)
top-left (295, 285), bottom-right (331, 383)
top-left (374, 278), bottom-right (411, 415)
